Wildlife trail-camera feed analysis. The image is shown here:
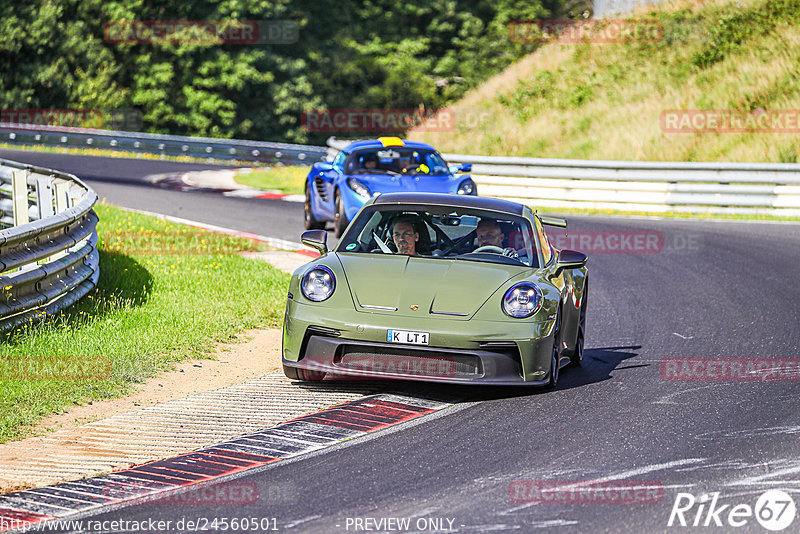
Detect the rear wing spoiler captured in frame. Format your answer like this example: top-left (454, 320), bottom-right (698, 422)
top-left (540, 216), bottom-right (567, 229)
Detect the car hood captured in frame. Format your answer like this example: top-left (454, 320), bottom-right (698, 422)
top-left (337, 253), bottom-right (522, 319)
top-left (348, 173), bottom-right (455, 194)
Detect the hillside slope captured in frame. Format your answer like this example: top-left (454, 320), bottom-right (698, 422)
top-left (410, 0), bottom-right (800, 162)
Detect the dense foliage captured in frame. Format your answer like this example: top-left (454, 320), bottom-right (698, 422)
top-left (0, 0), bottom-right (560, 143)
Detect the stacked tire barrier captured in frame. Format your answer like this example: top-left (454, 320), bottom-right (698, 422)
top-left (0, 158), bottom-right (99, 332)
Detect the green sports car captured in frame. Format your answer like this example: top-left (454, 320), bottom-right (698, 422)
top-left (282, 192), bottom-right (588, 387)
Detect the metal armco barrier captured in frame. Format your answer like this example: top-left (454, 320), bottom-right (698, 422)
top-left (0, 122), bottom-right (328, 165)
top-left (327, 137), bottom-right (800, 216)
top-left (0, 158), bottom-right (99, 332)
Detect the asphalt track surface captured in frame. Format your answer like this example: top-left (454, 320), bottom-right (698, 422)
top-left (4, 149), bottom-right (800, 533)
top-left (0, 149), bottom-right (303, 243)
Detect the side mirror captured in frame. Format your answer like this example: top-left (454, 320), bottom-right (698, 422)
top-left (301, 229), bottom-right (328, 255)
top-left (555, 249), bottom-right (587, 273)
top-left (313, 162), bottom-right (333, 172)
top-left (449, 163), bottom-right (472, 174)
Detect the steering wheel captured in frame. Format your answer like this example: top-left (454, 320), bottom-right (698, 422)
top-left (472, 245), bottom-right (505, 254)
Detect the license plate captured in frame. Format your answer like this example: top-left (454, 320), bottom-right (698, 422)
top-left (387, 329), bottom-right (429, 345)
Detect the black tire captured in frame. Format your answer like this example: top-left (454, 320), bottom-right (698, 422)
top-left (570, 278), bottom-right (587, 367)
top-left (547, 312), bottom-right (562, 388)
top-left (304, 186), bottom-right (325, 230)
top-left (333, 190), bottom-right (349, 237)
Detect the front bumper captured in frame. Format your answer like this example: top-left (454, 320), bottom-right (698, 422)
top-left (282, 301), bottom-right (555, 386)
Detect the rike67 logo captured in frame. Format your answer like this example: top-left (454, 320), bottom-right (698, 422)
top-left (668, 490), bottom-right (796, 531)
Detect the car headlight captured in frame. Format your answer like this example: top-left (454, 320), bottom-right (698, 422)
top-left (301, 266), bottom-right (336, 302)
top-left (502, 283), bottom-right (542, 318)
top-left (457, 179), bottom-right (476, 195)
top-left (347, 178), bottom-right (371, 200)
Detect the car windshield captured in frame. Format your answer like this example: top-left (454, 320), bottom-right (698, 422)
top-left (344, 148), bottom-right (450, 176)
top-left (337, 205), bottom-right (539, 268)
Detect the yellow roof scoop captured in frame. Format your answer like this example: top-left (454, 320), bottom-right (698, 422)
top-left (377, 136), bottom-right (405, 147)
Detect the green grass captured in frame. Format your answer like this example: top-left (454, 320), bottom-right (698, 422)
top-left (535, 205), bottom-right (800, 222)
top-left (412, 0), bottom-right (800, 163)
top-left (0, 203), bottom-right (290, 443)
top-left (234, 166), bottom-right (308, 195)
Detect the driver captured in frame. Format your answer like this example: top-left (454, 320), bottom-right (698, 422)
top-left (391, 215), bottom-right (420, 255)
top-left (362, 152), bottom-right (378, 170)
top-left (476, 219), bottom-right (518, 257)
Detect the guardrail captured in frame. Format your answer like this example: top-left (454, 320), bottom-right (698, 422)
top-left (0, 158), bottom-right (99, 332)
top-left (327, 137), bottom-right (800, 216)
top-left (0, 123), bottom-right (328, 165)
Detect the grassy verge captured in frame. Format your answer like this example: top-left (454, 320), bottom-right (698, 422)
top-left (0, 203), bottom-right (290, 443)
top-left (535, 205), bottom-right (800, 222)
top-left (411, 0), bottom-right (800, 163)
top-left (234, 166), bottom-right (308, 195)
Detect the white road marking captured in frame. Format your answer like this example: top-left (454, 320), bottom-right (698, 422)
top-left (284, 515), bottom-right (322, 529)
top-left (672, 332), bottom-right (694, 339)
top-left (116, 206), bottom-right (308, 251)
top-left (726, 460), bottom-right (800, 487)
top-left (654, 384), bottom-right (725, 405)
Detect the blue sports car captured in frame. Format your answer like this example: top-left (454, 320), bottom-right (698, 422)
top-left (304, 137), bottom-right (476, 236)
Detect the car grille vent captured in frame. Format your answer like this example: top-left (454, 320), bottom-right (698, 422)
top-left (314, 177), bottom-right (328, 202)
top-left (338, 346), bottom-right (480, 377)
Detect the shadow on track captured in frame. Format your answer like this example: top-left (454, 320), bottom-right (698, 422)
top-left (285, 344), bottom-right (643, 404)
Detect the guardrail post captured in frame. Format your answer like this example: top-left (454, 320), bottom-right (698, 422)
top-left (12, 169), bottom-right (29, 226)
top-left (50, 181), bottom-right (73, 260)
top-left (54, 181), bottom-right (71, 213)
top-left (36, 176), bottom-right (55, 219)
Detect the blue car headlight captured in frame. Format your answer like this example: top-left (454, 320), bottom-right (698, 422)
top-left (502, 283), bottom-right (542, 318)
top-left (347, 178), bottom-right (371, 200)
top-left (458, 179), bottom-right (476, 195)
top-left (301, 266), bottom-right (336, 302)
